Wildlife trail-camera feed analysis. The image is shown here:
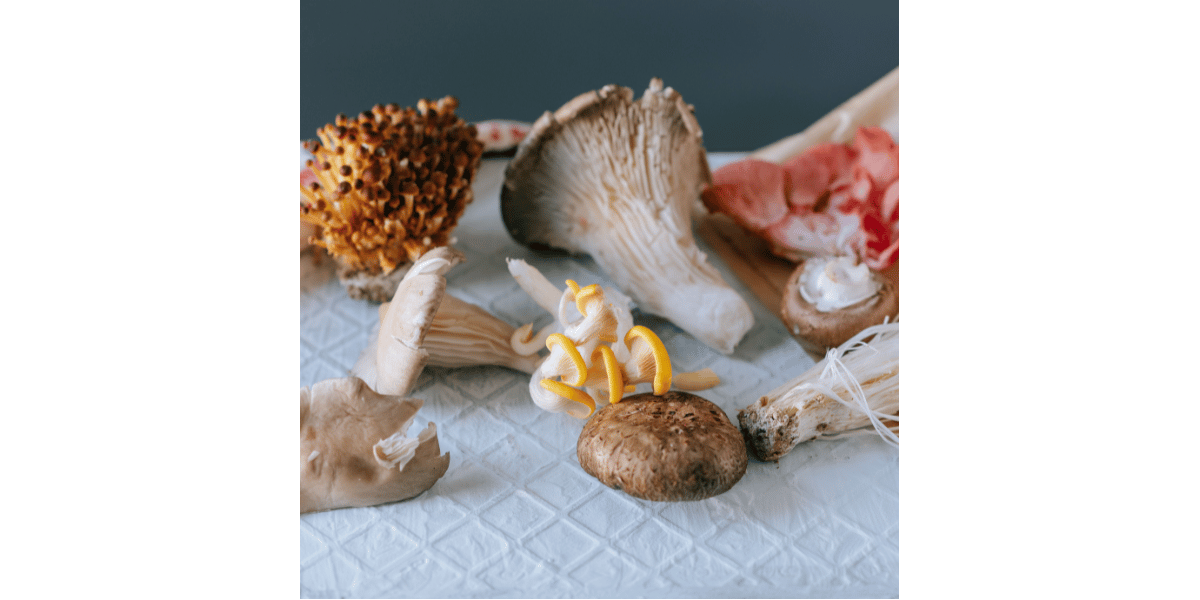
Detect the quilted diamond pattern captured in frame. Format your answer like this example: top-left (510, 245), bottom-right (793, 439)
top-left (300, 157), bottom-right (900, 598)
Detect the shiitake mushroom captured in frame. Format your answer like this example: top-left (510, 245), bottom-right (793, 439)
top-left (576, 391), bottom-right (747, 502)
top-left (780, 258), bottom-right (899, 353)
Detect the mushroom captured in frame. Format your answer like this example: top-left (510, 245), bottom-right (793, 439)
top-left (577, 391), bottom-right (747, 502)
top-left (506, 259), bottom-right (720, 419)
top-left (738, 322), bottom-right (899, 462)
top-left (501, 78), bottom-right (753, 354)
top-left (300, 376), bottom-right (450, 513)
top-left (780, 255), bottom-right (899, 353)
top-left (300, 150), bottom-right (321, 253)
top-left (300, 97), bottom-right (484, 302)
top-left (351, 247), bottom-right (542, 396)
top-left (418, 294), bottom-right (543, 374)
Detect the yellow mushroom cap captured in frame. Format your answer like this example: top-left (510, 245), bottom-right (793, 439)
top-left (624, 325), bottom-right (672, 395)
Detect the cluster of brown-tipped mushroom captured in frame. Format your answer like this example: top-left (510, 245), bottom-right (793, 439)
top-left (301, 97), bottom-right (483, 300)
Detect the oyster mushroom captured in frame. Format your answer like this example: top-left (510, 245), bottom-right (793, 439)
top-left (351, 247), bottom-right (542, 396)
top-left (501, 78), bottom-right (753, 354)
top-left (300, 97), bottom-right (484, 302)
top-left (418, 294), bottom-right (542, 374)
top-left (577, 391), bottom-right (747, 502)
top-left (300, 376), bottom-right (450, 513)
top-left (506, 259), bottom-right (720, 419)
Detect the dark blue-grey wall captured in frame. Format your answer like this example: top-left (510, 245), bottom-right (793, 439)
top-left (301, 1), bottom-right (898, 151)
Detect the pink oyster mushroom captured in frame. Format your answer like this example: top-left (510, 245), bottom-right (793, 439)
top-left (701, 126), bottom-right (899, 270)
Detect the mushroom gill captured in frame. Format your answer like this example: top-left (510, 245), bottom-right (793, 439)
top-left (501, 79), bottom-right (753, 354)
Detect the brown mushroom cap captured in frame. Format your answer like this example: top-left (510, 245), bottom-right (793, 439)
top-left (300, 377), bottom-right (450, 513)
top-left (577, 391), bottom-right (747, 502)
top-left (780, 259), bottom-right (899, 351)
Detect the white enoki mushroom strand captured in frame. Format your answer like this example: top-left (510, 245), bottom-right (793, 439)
top-left (800, 349), bottom-right (900, 447)
top-left (790, 322), bottom-right (899, 446)
top-left (374, 429), bottom-right (420, 469)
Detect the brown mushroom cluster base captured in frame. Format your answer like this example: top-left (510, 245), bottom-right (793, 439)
top-left (336, 261), bottom-right (410, 303)
top-left (577, 391), bottom-right (747, 502)
top-left (780, 260), bottom-right (899, 352)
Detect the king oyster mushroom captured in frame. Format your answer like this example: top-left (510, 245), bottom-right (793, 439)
top-left (351, 247), bottom-right (542, 396)
top-left (501, 78), bottom-right (753, 354)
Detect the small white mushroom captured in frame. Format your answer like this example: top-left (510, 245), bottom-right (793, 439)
top-left (501, 79), bottom-right (754, 354)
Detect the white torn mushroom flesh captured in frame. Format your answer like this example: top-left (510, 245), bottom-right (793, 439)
top-left (300, 377), bottom-right (450, 513)
top-left (738, 322), bottom-right (899, 462)
top-left (781, 256), bottom-right (899, 353)
top-left (501, 78), bottom-right (753, 354)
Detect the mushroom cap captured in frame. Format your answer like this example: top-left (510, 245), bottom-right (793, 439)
top-left (502, 81), bottom-right (710, 251)
top-left (500, 79), bottom-right (753, 354)
top-left (577, 391), bottom-right (747, 502)
top-left (779, 259), bottom-right (899, 350)
top-left (350, 246), bottom-right (463, 396)
top-left (300, 377), bottom-right (450, 513)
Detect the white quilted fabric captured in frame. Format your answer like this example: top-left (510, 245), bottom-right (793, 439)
top-left (300, 155), bottom-right (899, 598)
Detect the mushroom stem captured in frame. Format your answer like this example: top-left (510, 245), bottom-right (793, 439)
top-left (738, 322), bottom-right (899, 462)
top-left (507, 258), bottom-right (564, 316)
top-left (673, 368), bottom-right (721, 391)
